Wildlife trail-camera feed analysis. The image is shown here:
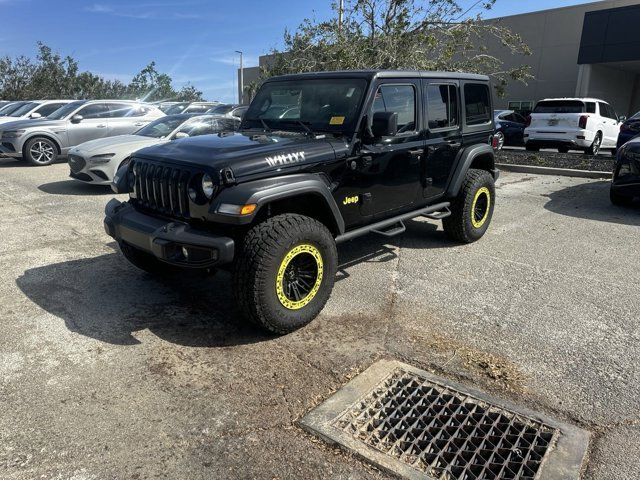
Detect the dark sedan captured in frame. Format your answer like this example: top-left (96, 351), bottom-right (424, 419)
top-left (617, 111), bottom-right (640, 150)
top-left (494, 110), bottom-right (527, 149)
top-left (611, 137), bottom-right (640, 206)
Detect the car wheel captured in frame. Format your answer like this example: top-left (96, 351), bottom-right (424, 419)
top-left (586, 132), bottom-right (602, 156)
top-left (119, 241), bottom-right (179, 275)
top-left (233, 213), bottom-right (338, 335)
top-left (443, 168), bottom-right (496, 243)
top-left (24, 137), bottom-right (58, 166)
top-left (525, 144), bottom-right (539, 152)
top-left (494, 131), bottom-right (505, 151)
top-left (610, 188), bottom-right (633, 207)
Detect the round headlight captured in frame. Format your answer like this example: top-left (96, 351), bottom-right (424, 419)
top-left (202, 173), bottom-right (215, 198)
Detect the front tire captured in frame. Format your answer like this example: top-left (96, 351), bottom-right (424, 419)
top-left (24, 137), bottom-right (58, 166)
top-left (443, 169), bottom-right (496, 243)
top-left (233, 214), bottom-right (338, 335)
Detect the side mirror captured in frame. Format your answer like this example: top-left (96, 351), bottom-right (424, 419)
top-left (619, 116), bottom-right (627, 123)
top-left (29, 112), bottom-right (42, 119)
top-left (371, 111), bottom-right (398, 138)
top-left (174, 131), bottom-right (189, 139)
top-left (71, 114), bottom-right (83, 123)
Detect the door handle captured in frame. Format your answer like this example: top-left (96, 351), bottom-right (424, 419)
top-left (408, 148), bottom-right (424, 157)
top-left (134, 122), bottom-right (144, 127)
top-left (447, 141), bottom-right (461, 148)
top-left (97, 124), bottom-right (107, 128)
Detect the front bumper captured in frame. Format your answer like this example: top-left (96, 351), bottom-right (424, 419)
top-left (0, 140), bottom-right (22, 158)
top-left (104, 199), bottom-right (235, 268)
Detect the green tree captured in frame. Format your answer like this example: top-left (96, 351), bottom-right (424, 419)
top-left (264, 0), bottom-right (531, 95)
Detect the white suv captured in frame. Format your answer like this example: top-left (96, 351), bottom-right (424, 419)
top-left (524, 98), bottom-right (621, 155)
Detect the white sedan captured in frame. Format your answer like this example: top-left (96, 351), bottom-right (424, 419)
top-left (67, 114), bottom-right (239, 185)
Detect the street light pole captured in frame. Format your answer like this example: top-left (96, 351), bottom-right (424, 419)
top-left (235, 50), bottom-right (243, 104)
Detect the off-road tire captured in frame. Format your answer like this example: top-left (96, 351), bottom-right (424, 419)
top-left (24, 136), bottom-right (58, 166)
top-left (525, 144), bottom-right (539, 152)
top-left (443, 169), bottom-right (495, 243)
top-left (586, 132), bottom-right (602, 156)
top-left (119, 241), bottom-right (178, 275)
top-left (610, 188), bottom-right (633, 207)
top-left (233, 214), bottom-right (338, 335)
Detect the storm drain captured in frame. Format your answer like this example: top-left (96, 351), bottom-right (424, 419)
top-left (300, 360), bottom-right (589, 480)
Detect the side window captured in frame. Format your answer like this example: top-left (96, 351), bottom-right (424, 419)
top-left (598, 102), bottom-right (613, 119)
top-left (77, 103), bottom-right (109, 119)
top-left (126, 105), bottom-right (151, 117)
top-left (513, 113), bottom-right (526, 124)
top-left (585, 102), bottom-right (596, 114)
top-left (35, 103), bottom-right (65, 117)
top-left (106, 103), bottom-right (133, 118)
top-left (607, 104), bottom-right (617, 120)
top-left (372, 84), bottom-right (416, 132)
top-left (426, 84), bottom-right (458, 130)
top-left (464, 83), bottom-right (491, 126)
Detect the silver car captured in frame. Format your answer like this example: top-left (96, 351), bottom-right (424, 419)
top-left (0, 100), bottom-right (164, 166)
top-left (0, 100), bottom-right (74, 126)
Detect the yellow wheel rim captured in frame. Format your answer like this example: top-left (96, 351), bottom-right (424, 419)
top-left (471, 187), bottom-right (491, 229)
top-left (276, 244), bottom-right (324, 310)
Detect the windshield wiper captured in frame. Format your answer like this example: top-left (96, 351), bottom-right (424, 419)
top-left (278, 120), bottom-right (319, 137)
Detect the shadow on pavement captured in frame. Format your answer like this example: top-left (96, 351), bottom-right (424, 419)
top-left (38, 180), bottom-right (113, 196)
top-left (544, 180), bottom-right (640, 226)
top-left (16, 249), bottom-right (271, 347)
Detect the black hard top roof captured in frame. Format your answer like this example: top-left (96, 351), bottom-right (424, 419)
top-left (267, 70), bottom-right (490, 82)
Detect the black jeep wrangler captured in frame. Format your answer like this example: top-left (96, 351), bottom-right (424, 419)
top-left (105, 70), bottom-right (498, 334)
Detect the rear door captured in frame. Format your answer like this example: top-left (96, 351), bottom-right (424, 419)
top-left (598, 102), bottom-right (619, 147)
top-left (106, 103), bottom-right (144, 136)
top-left (67, 103), bottom-right (110, 146)
top-left (422, 80), bottom-right (461, 199)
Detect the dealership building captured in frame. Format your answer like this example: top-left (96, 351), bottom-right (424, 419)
top-left (240, 0), bottom-right (640, 116)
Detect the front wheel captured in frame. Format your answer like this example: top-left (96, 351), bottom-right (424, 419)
top-left (443, 169), bottom-right (496, 243)
top-left (233, 213), bottom-right (338, 335)
top-left (24, 137), bottom-right (58, 166)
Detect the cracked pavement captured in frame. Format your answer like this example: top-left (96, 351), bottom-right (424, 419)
top-left (0, 158), bottom-right (639, 479)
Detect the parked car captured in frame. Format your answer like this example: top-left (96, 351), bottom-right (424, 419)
top-left (205, 104), bottom-right (249, 120)
top-left (0, 100), bottom-right (164, 166)
top-left (105, 70), bottom-right (498, 334)
top-left (163, 102), bottom-right (190, 115)
top-left (616, 111), bottom-right (640, 150)
top-left (0, 100), bottom-right (73, 126)
top-left (524, 98), bottom-right (620, 155)
top-left (154, 101), bottom-right (180, 113)
top-left (611, 137), bottom-right (640, 206)
top-left (68, 114), bottom-right (240, 185)
top-left (0, 101), bottom-right (30, 117)
top-left (0, 101), bottom-right (11, 109)
top-left (493, 109), bottom-right (526, 149)
top-left (181, 102), bottom-right (220, 114)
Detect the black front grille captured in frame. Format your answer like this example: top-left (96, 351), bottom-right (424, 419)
top-left (132, 160), bottom-right (193, 218)
top-left (68, 154), bottom-right (86, 173)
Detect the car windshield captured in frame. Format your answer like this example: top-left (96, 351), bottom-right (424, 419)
top-left (136, 116), bottom-right (188, 138)
top-left (9, 102), bottom-right (38, 117)
top-left (242, 78), bottom-right (368, 134)
top-left (207, 104), bottom-right (235, 115)
top-left (533, 101), bottom-right (584, 114)
top-left (174, 117), bottom-right (237, 136)
top-left (48, 101), bottom-right (85, 120)
top-left (0, 101), bottom-right (28, 116)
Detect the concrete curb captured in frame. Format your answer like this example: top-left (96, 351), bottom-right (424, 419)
top-left (496, 163), bottom-right (612, 179)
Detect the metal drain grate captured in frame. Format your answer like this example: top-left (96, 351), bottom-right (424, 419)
top-left (301, 360), bottom-right (589, 480)
top-left (334, 370), bottom-right (555, 479)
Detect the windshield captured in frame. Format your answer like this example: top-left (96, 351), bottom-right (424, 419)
top-left (164, 103), bottom-right (189, 115)
top-left (9, 102), bottom-right (38, 117)
top-left (48, 101), bottom-right (85, 120)
top-left (207, 104), bottom-right (235, 115)
top-left (136, 116), bottom-right (187, 138)
top-left (243, 78), bottom-right (368, 134)
top-left (533, 101), bottom-right (584, 114)
top-left (175, 117), bottom-right (238, 136)
top-left (0, 101), bottom-right (28, 116)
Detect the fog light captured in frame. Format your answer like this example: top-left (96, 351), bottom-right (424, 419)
top-left (181, 246), bottom-right (189, 259)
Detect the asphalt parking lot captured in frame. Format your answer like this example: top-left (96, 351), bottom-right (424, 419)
top-left (1, 158), bottom-right (639, 479)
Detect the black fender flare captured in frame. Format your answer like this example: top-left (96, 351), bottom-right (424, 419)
top-left (209, 173), bottom-right (346, 233)
top-left (446, 144), bottom-right (497, 198)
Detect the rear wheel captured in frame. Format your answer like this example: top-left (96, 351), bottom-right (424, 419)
top-left (233, 213), bottom-right (338, 334)
top-left (586, 132), bottom-right (602, 156)
top-left (24, 137), bottom-right (58, 166)
top-left (493, 131), bottom-right (505, 151)
top-left (443, 169), bottom-right (495, 243)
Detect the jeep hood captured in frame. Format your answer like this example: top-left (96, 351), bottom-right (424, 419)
top-left (133, 131), bottom-right (342, 178)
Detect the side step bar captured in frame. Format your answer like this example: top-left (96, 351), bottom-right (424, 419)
top-left (371, 221), bottom-right (406, 237)
top-left (335, 202), bottom-right (450, 244)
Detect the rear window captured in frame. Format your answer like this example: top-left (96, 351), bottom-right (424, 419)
top-left (533, 101), bottom-right (584, 114)
top-left (464, 83), bottom-right (491, 125)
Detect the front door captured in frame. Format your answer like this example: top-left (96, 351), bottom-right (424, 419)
top-left (67, 103), bottom-right (110, 148)
top-left (422, 81), bottom-right (462, 199)
top-left (345, 81), bottom-right (424, 219)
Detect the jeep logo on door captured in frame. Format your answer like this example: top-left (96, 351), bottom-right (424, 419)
top-left (265, 151), bottom-right (306, 167)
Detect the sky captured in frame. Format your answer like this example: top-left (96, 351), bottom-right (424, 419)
top-left (0, 0), bottom-right (604, 103)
